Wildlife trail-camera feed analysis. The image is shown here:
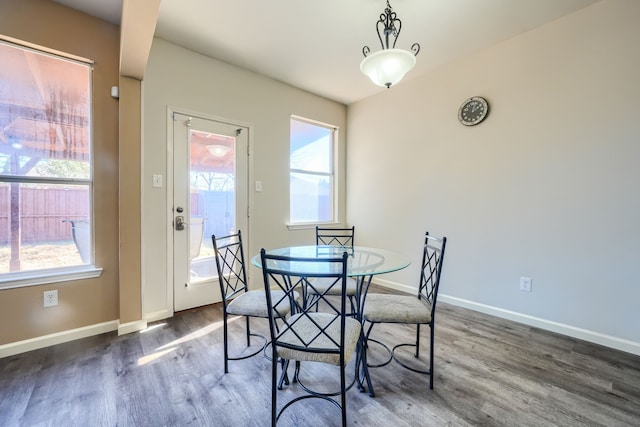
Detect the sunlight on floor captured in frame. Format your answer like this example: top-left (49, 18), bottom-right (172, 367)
top-left (139, 323), bottom-right (166, 334)
top-left (155, 319), bottom-right (224, 351)
top-left (137, 347), bottom-right (177, 366)
top-left (136, 315), bottom-right (243, 366)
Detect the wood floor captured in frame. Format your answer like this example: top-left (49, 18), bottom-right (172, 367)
top-left (1, 295), bottom-right (639, 426)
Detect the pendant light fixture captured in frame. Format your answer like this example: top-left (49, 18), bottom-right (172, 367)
top-left (206, 144), bottom-right (231, 157)
top-left (360, 0), bottom-right (420, 88)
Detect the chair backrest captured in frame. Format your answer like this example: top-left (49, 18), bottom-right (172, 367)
top-left (418, 232), bottom-right (447, 318)
top-left (316, 225), bottom-right (355, 247)
top-left (212, 230), bottom-right (249, 303)
top-left (261, 249), bottom-right (350, 357)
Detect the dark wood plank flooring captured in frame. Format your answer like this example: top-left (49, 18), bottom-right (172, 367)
top-left (1, 294), bottom-right (639, 426)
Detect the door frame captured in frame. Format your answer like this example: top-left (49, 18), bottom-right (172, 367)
top-left (165, 107), bottom-right (253, 314)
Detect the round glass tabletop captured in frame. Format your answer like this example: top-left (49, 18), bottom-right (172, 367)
top-left (251, 245), bottom-right (411, 277)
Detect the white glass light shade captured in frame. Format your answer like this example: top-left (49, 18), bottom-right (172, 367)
top-left (360, 48), bottom-right (416, 88)
top-left (206, 144), bottom-right (231, 157)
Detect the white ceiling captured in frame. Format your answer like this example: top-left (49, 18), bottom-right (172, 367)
top-left (53, 0), bottom-right (600, 105)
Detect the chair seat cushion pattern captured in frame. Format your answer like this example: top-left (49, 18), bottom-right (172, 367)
top-left (277, 313), bottom-right (361, 366)
top-left (227, 290), bottom-right (294, 318)
top-left (363, 294), bottom-right (432, 324)
top-left (308, 277), bottom-right (358, 296)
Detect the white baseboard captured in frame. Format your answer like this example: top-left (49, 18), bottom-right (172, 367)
top-left (373, 277), bottom-right (414, 295)
top-left (5, 284), bottom-right (637, 359)
top-left (373, 278), bottom-right (640, 357)
top-left (118, 319), bottom-right (148, 336)
top-left (145, 308), bottom-right (173, 323)
top-left (0, 320), bottom-right (118, 358)
top-left (1, 310), bottom-right (173, 358)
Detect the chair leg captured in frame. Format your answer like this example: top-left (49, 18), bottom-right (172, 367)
top-left (245, 316), bottom-right (251, 347)
top-left (223, 312), bottom-right (229, 374)
top-left (360, 323), bottom-right (377, 397)
top-left (340, 361), bottom-right (347, 427)
top-left (271, 346), bottom-right (278, 426)
top-left (293, 360), bottom-right (301, 383)
top-left (429, 324), bottom-right (435, 390)
top-left (278, 358), bottom-right (290, 390)
top-left (415, 324), bottom-right (421, 358)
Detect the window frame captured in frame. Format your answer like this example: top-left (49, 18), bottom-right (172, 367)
top-left (0, 37), bottom-right (102, 289)
top-left (288, 115), bottom-right (338, 227)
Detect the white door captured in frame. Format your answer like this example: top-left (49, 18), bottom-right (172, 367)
top-left (172, 113), bottom-right (249, 312)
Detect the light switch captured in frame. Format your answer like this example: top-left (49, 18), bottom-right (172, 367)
top-left (152, 174), bottom-right (163, 188)
top-left (255, 180), bottom-right (263, 192)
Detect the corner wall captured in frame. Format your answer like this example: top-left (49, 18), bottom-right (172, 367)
top-left (142, 38), bottom-right (347, 318)
top-left (0, 0), bottom-right (120, 346)
top-left (347, 0), bottom-right (640, 353)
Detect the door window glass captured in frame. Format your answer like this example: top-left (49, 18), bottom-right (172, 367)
top-left (189, 129), bottom-right (236, 281)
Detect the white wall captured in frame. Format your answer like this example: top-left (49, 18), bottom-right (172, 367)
top-left (347, 0), bottom-right (640, 354)
top-left (142, 38), bottom-right (347, 318)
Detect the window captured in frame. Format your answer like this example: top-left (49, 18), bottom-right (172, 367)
top-left (0, 38), bottom-right (93, 283)
top-left (290, 116), bottom-right (336, 224)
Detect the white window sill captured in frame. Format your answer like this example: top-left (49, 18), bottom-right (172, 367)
top-left (0, 266), bottom-right (103, 290)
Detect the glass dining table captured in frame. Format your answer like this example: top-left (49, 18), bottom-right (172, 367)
top-left (251, 245), bottom-right (410, 278)
top-left (251, 245), bottom-right (411, 394)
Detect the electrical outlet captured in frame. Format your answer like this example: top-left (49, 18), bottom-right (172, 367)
top-left (519, 277), bottom-right (532, 292)
top-left (44, 290), bottom-right (58, 307)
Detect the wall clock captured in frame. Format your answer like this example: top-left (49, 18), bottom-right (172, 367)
top-left (458, 96), bottom-right (489, 126)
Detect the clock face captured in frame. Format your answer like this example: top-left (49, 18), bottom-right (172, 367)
top-left (458, 97), bottom-right (489, 126)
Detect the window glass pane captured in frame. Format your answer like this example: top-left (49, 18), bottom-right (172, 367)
top-left (289, 117), bottom-right (336, 224)
top-left (0, 156), bottom-right (90, 179)
top-left (290, 119), bottom-right (332, 173)
top-left (0, 183), bottom-right (91, 273)
top-left (0, 39), bottom-right (93, 279)
top-left (0, 41), bottom-right (91, 177)
top-left (290, 172), bottom-right (332, 223)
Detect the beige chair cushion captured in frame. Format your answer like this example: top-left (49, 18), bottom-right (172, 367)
top-left (277, 313), bottom-right (361, 366)
top-left (363, 293), bottom-right (432, 324)
top-left (308, 277), bottom-right (358, 296)
top-left (227, 290), bottom-right (295, 318)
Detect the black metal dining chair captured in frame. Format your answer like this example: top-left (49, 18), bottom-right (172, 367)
top-left (315, 226), bottom-right (355, 247)
top-left (261, 249), bottom-right (361, 426)
top-left (212, 230), bottom-right (293, 374)
top-left (361, 232), bottom-right (447, 391)
top-left (306, 226), bottom-right (358, 315)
